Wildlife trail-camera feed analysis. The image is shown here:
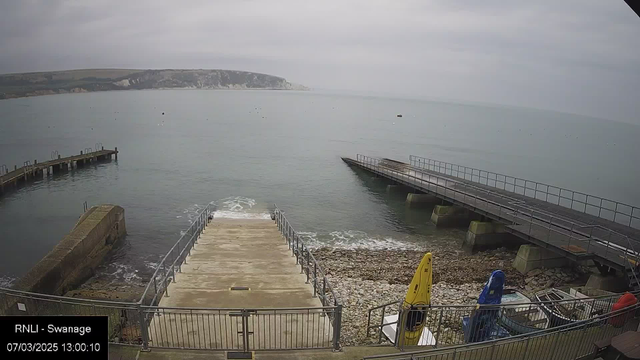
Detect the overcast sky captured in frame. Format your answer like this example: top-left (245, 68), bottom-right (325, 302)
top-left (1, 0), bottom-right (638, 124)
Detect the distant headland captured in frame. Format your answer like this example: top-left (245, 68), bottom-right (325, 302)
top-left (0, 69), bottom-right (309, 100)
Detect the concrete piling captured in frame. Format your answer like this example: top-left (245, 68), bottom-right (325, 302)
top-left (430, 205), bottom-right (477, 227)
top-left (512, 245), bottom-right (571, 274)
top-left (405, 193), bottom-right (439, 208)
top-left (462, 221), bottom-right (524, 253)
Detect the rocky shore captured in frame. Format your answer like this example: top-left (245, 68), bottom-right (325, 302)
top-left (313, 247), bottom-right (592, 346)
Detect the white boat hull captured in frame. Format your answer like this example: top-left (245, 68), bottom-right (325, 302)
top-left (381, 314), bottom-right (436, 346)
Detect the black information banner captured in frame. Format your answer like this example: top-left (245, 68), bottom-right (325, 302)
top-left (0, 316), bottom-right (108, 359)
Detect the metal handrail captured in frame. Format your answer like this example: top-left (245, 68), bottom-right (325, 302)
top-left (0, 286), bottom-right (139, 307)
top-left (273, 204), bottom-right (343, 350)
top-left (402, 160), bottom-right (640, 260)
top-left (397, 158), bottom-right (635, 244)
top-left (273, 204), bottom-right (341, 307)
top-left (1, 203), bottom-right (342, 352)
top-left (354, 155), bottom-right (639, 270)
top-left (374, 155), bottom-right (638, 247)
top-left (363, 301), bottom-right (640, 359)
top-left (365, 289), bottom-right (640, 334)
top-left (403, 158), bottom-right (640, 274)
top-left (139, 203), bottom-right (214, 305)
top-left (409, 155), bottom-right (640, 229)
top-left (142, 305), bottom-right (338, 311)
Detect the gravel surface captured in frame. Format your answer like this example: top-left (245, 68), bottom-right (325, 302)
top-left (313, 247), bottom-right (592, 346)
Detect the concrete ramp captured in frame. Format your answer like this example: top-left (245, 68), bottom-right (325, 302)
top-left (160, 219), bottom-right (321, 308)
top-left (148, 219), bottom-right (334, 350)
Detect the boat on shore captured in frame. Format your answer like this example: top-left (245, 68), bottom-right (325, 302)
top-left (535, 288), bottom-right (589, 327)
top-left (463, 270), bottom-right (510, 343)
top-left (499, 289), bottom-right (549, 334)
top-left (381, 253), bottom-right (436, 346)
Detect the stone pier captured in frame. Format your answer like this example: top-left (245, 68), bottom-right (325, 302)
top-left (462, 221), bottom-right (524, 253)
top-left (430, 205), bottom-right (476, 227)
top-left (405, 193), bottom-right (438, 208)
top-left (513, 244), bottom-right (572, 274)
top-left (12, 204), bottom-right (126, 295)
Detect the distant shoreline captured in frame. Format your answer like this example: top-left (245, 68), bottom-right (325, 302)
top-left (0, 86), bottom-right (311, 101)
top-left (0, 68), bottom-right (308, 100)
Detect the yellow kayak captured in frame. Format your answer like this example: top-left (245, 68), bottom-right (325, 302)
top-left (401, 252), bottom-right (432, 346)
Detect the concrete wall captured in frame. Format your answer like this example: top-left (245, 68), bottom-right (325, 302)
top-left (13, 205), bottom-right (126, 295)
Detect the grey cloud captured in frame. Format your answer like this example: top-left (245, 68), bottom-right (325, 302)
top-left (0, 0), bottom-right (638, 124)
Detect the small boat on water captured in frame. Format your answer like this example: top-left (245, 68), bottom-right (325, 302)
top-left (498, 289), bottom-right (549, 334)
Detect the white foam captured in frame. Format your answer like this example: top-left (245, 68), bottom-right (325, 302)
top-left (144, 261), bottom-right (161, 270)
top-left (214, 211), bottom-right (271, 220)
top-left (102, 263), bottom-right (142, 284)
top-left (299, 230), bottom-right (422, 251)
top-left (0, 275), bottom-right (15, 288)
top-left (212, 196), bottom-right (270, 219)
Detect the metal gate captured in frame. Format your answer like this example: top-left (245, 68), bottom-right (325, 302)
top-left (143, 306), bottom-right (339, 352)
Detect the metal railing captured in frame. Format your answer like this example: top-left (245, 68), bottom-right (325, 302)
top-left (273, 204), bottom-right (343, 350)
top-left (0, 202), bottom-right (343, 353)
top-left (409, 155), bottom-right (640, 230)
top-left (142, 305), bottom-right (338, 351)
top-left (139, 204), bottom-right (214, 306)
top-left (354, 155), bottom-right (640, 272)
top-left (363, 301), bottom-right (640, 360)
top-left (0, 287), bottom-right (340, 351)
top-left (0, 287), bottom-right (145, 346)
top-left (367, 291), bottom-right (636, 350)
top-left (273, 204), bottom-right (341, 308)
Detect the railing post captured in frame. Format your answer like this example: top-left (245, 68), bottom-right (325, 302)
top-left (332, 305), bottom-right (342, 351)
top-left (305, 248), bottom-right (310, 283)
top-left (323, 276), bottom-right (327, 305)
top-left (434, 308), bottom-right (443, 348)
top-left (153, 276), bottom-right (157, 297)
top-left (138, 305), bottom-right (150, 351)
top-left (396, 306), bottom-right (407, 351)
top-left (313, 262), bottom-right (317, 297)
